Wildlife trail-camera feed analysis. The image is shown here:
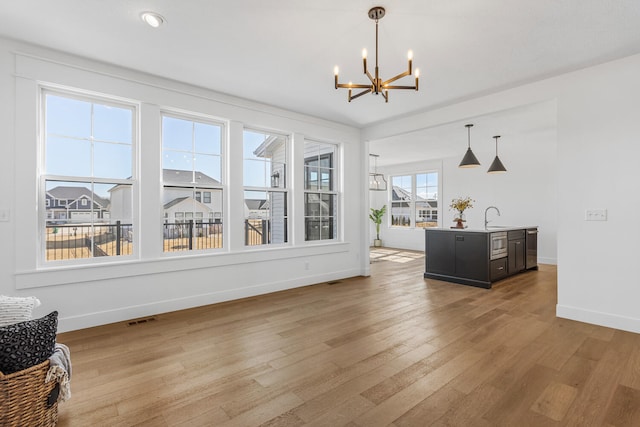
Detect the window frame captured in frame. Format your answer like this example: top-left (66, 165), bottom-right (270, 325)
top-left (160, 111), bottom-right (226, 254)
top-left (242, 127), bottom-right (290, 247)
top-left (303, 140), bottom-right (339, 242)
top-left (39, 88), bottom-right (138, 266)
top-left (389, 170), bottom-right (440, 230)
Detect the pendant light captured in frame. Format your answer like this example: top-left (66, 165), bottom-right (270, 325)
top-left (487, 135), bottom-right (507, 174)
top-left (458, 123), bottom-right (480, 168)
top-left (369, 154), bottom-right (388, 191)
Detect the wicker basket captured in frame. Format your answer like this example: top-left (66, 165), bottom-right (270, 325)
top-left (0, 359), bottom-right (59, 427)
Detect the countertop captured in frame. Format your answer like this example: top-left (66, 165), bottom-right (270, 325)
top-left (426, 226), bottom-right (538, 233)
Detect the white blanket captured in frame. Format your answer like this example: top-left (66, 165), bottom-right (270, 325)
top-left (46, 343), bottom-right (72, 402)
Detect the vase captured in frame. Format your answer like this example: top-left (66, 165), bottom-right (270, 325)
top-left (452, 212), bottom-right (466, 229)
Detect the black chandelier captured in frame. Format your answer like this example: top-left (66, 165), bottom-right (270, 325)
top-left (334, 6), bottom-right (419, 103)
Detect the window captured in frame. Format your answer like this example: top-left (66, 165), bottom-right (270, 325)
top-left (162, 114), bottom-right (224, 252)
top-left (415, 172), bottom-right (438, 228)
top-left (390, 172), bottom-right (439, 228)
top-left (243, 129), bottom-right (288, 246)
top-left (304, 141), bottom-right (338, 241)
top-left (203, 192), bottom-right (211, 204)
top-left (42, 91), bottom-right (135, 262)
top-left (390, 175), bottom-right (412, 227)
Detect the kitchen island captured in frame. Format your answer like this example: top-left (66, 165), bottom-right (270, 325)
top-left (424, 226), bottom-right (538, 288)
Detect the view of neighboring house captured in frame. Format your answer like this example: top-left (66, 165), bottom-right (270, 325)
top-left (161, 169), bottom-right (223, 225)
top-left (46, 186), bottom-right (110, 222)
top-left (390, 185), bottom-right (438, 227)
top-left (108, 169), bottom-right (224, 227)
top-left (245, 199), bottom-right (270, 219)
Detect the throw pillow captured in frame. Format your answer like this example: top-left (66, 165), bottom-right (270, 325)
top-left (0, 295), bottom-right (41, 327)
top-left (0, 311), bottom-right (58, 374)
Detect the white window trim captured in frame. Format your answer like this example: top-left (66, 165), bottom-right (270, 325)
top-left (38, 87), bottom-right (138, 267)
top-left (242, 127), bottom-right (291, 248)
top-left (303, 140), bottom-right (340, 243)
top-left (389, 170), bottom-right (440, 230)
top-left (160, 110), bottom-right (226, 255)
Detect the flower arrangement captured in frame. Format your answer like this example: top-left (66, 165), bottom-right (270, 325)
top-left (449, 196), bottom-right (475, 220)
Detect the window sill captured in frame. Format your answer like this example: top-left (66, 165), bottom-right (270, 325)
top-left (15, 241), bottom-right (350, 290)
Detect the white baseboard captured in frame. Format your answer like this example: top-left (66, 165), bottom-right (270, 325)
top-left (538, 257), bottom-right (557, 265)
top-left (58, 267), bottom-right (363, 333)
top-left (556, 304), bottom-right (640, 334)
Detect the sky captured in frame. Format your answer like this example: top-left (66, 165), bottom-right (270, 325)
top-left (45, 94), bottom-right (281, 200)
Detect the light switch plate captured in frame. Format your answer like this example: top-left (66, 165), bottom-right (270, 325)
top-left (0, 208), bottom-right (9, 222)
top-left (585, 209), bottom-right (607, 221)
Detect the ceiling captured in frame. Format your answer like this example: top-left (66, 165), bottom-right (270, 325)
top-left (1, 1), bottom-right (640, 128)
top-left (369, 100), bottom-right (557, 166)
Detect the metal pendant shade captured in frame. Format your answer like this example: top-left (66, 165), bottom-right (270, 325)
top-left (458, 124), bottom-right (480, 168)
top-left (369, 154), bottom-right (387, 191)
top-left (369, 174), bottom-right (388, 191)
top-left (487, 135), bottom-right (507, 174)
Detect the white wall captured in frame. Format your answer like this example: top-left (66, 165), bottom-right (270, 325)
top-left (555, 55), bottom-right (640, 333)
top-left (365, 52), bottom-right (640, 334)
top-left (1, 38), bottom-right (366, 332)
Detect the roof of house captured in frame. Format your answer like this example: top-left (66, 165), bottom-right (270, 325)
top-left (391, 186), bottom-right (413, 202)
top-left (164, 197), bottom-right (189, 210)
top-left (46, 186), bottom-right (110, 208)
top-left (391, 186), bottom-right (437, 208)
top-left (245, 199), bottom-right (269, 210)
top-left (162, 169), bottom-right (221, 186)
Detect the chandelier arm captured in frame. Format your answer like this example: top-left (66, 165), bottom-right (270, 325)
top-left (336, 83), bottom-right (373, 89)
top-left (382, 70), bottom-right (411, 86)
top-left (382, 90), bottom-right (389, 102)
top-left (365, 70), bottom-right (376, 85)
top-left (382, 85), bottom-right (417, 90)
top-left (349, 88), bottom-right (373, 101)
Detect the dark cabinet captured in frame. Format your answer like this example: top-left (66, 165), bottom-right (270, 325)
top-left (425, 227), bottom-right (537, 289)
top-left (454, 233), bottom-right (488, 281)
top-left (425, 230), bottom-right (490, 288)
top-left (490, 258), bottom-right (508, 281)
top-left (508, 230), bottom-right (526, 274)
top-left (425, 229), bottom-right (456, 276)
top-left (526, 228), bottom-right (538, 269)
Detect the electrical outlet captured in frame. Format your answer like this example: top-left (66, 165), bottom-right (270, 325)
top-left (585, 209), bottom-right (607, 221)
top-left (0, 209), bottom-right (9, 222)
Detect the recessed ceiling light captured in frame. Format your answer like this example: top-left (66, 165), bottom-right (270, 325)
top-left (141, 11), bottom-right (165, 28)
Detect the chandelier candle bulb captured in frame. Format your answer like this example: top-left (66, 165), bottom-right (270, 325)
top-left (415, 69), bottom-right (419, 91)
top-left (362, 49), bottom-right (368, 72)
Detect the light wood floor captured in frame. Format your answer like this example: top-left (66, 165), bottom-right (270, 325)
top-left (56, 248), bottom-right (640, 426)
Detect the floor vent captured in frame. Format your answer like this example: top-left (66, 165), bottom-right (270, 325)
top-left (327, 280), bottom-right (341, 285)
top-left (127, 316), bottom-right (157, 326)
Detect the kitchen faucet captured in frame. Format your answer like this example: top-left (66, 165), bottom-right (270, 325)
top-left (485, 206), bottom-right (501, 229)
